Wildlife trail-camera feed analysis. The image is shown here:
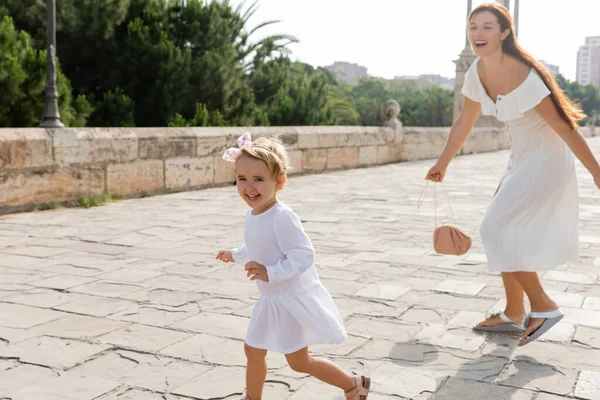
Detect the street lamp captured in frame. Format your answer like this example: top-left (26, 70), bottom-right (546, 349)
top-left (40, 0), bottom-right (64, 128)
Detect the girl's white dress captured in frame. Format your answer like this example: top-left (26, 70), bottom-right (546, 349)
top-left (462, 58), bottom-right (579, 272)
top-left (232, 201), bottom-right (347, 354)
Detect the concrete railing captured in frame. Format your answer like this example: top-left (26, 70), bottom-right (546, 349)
top-left (0, 124), bottom-right (527, 214)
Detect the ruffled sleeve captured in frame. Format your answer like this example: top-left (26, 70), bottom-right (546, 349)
top-left (461, 62), bottom-right (481, 102)
top-left (496, 70), bottom-right (551, 121)
top-left (515, 71), bottom-right (551, 114)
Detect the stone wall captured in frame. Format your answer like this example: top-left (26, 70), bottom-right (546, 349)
top-left (0, 125), bottom-right (593, 214)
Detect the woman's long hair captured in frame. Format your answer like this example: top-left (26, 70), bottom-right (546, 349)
top-left (470, 3), bottom-right (585, 129)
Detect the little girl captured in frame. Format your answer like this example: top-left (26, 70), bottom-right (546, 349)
top-left (216, 133), bottom-right (371, 400)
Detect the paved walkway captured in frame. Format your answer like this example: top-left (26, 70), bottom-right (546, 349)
top-left (0, 138), bottom-right (599, 400)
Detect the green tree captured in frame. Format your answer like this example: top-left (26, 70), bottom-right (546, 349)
top-left (556, 74), bottom-right (600, 125)
top-left (88, 87), bottom-right (135, 127)
top-left (0, 16), bottom-right (91, 127)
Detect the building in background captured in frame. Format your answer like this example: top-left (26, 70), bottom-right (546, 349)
top-left (324, 62), bottom-right (368, 85)
top-left (540, 60), bottom-right (560, 77)
top-left (577, 36), bottom-right (600, 87)
top-left (394, 75), bottom-right (454, 90)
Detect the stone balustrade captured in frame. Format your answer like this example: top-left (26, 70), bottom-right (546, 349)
top-left (0, 124), bottom-right (594, 214)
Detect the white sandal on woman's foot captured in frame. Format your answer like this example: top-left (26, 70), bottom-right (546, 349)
top-left (473, 311), bottom-right (525, 333)
top-left (518, 309), bottom-right (564, 346)
top-left (345, 373), bottom-right (371, 399)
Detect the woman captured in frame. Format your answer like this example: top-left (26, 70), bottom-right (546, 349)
top-left (426, 3), bottom-right (600, 346)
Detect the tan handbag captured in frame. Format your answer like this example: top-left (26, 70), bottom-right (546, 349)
top-left (418, 181), bottom-right (471, 256)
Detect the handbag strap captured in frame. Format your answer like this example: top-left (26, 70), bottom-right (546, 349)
top-left (417, 181), bottom-right (456, 227)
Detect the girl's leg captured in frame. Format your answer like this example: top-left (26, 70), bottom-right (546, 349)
top-left (476, 272), bottom-right (527, 327)
top-left (285, 347), bottom-right (356, 391)
top-left (511, 271), bottom-right (559, 340)
top-left (244, 344), bottom-right (268, 400)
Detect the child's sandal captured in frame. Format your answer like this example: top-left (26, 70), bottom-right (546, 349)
top-left (345, 374), bottom-right (371, 399)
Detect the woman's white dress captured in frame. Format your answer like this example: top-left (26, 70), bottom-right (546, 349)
top-left (462, 58), bottom-right (579, 272)
top-left (232, 201), bottom-right (347, 354)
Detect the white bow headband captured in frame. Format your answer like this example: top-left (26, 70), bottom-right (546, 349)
top-left (222, 132), bottom-right (252, 162)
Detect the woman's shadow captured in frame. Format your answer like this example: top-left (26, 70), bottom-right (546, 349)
top-left (387, 333), bottom-right (560, 399)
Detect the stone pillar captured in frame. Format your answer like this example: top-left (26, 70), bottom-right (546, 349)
top-left (495, 0), bottom-right (509, 10)
top-left (514, 0), bottom-right (520, 37)
top-left (453, 46), bottom-right (476, 122)
top-left (382, 100), bottom-right (402, 130)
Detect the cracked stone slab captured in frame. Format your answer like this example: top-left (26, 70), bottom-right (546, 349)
top-left (434, 377), bottom-right (534, 399)
top-left (122, 287), bottom-right (205, 306)
top-left (0, 288), bottom-right (86, 308)
top-left (70, 280), bottom-right (146, 298)
top-left (66, 349), bottom-right (210, 393)
top-left (343, 315), bottom-right (422, 342)
top-left (171, 312), bottom-right (249, 340)
top-left (109, 302), bottom-right (201, 327)
top-left (573, 326), bottom-right (600, 348)
top-left (28, 275), bottom-right (98, 290)
top-left (12, 374), bottom-right (120, 400)
top-left (0, 326), bottom-right (40, 346)
top-left (543, 270), bottom-right (597, 284)
top-left (433, 279), bottom-right (486, 296)
top-left (352, 341), bottom-right (507, 381)
top-left (0, 303), bottom-right (66, 329)
top-left (98, 389), bottom-right (186, 400)
top-left (161, 333), bottom-right (248, 366)
top-left (330, 297), bottom-right (403, 319)
top-left (561, 307), bottom-right (600, 329)
top-left (354, 283), bottom-right (410, 300)
top-left (311, 334), bottom-right (371, 357)
top-left (400, 307), bottom-right (457, 325)
top-left (31, 314), bottom-right (129, 339)
top-left (97, 323), bottom-right (193, 352)
top-left (1, 335), bottom-right (111, 370)
top-left (0, 254), bottom-right (63, 270)
top-left (4, 245), bottom-right (72, 258)
top-left (399, 290), bottom-right (497, 312)
top-left (0, 364), bottom-right (59, 397)
top-left (68, 242), bottom-right (131, 256)
top-left (575, 370), bottom-right (600, 400)
top-left (369, 362), bottom-right (441, 398)
top-left (137, 274), bottom-right (216, 292)
top-left (56, 295), bottom-right (138, 317)
top-left (96, 268), bottom-right (163, 283)
top-left (584, 296), bottom-right (600, 311)
top-left (172, 366), bottom-right (246, 399)
top-left (493, 357), bottom-right (578, 396)
top-left (511, 340), bottom-right (600, 370)
top-left (537, 322), bottom-right (575, 343)
top-left (415, 324), bottom-right (487, 351)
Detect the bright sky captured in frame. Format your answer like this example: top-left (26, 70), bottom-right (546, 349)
top-left (230, 0), bottom-right (600, 81)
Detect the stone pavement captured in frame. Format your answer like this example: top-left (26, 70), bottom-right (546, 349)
top-left (0, 138), bottom-right (599, 400)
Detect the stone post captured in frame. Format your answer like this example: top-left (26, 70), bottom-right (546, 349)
top-left (40, 0), bottom-right (64, 128)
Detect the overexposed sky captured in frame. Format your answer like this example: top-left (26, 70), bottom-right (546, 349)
top-left (230, 0), bottom-right (600, 81)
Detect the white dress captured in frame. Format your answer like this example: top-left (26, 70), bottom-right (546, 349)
top-left (231, 201), bottom-right (347, 354)
top-left (462, 58), bottom-right (579, 272)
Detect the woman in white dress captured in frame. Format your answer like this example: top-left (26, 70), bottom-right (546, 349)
top-left (216, 134), bottom-right (370, 400)
top-left (426, 3), bottom-right (600, 346)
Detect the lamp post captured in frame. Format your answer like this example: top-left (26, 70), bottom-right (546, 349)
top-left (40, 0), bottom-right (64, 128)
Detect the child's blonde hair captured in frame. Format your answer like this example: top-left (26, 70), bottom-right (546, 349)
top-left (238, 136), bottom-right (290, 180)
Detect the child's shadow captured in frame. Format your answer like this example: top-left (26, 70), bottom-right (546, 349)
top-left (386, 334), bottom-right (559, 399)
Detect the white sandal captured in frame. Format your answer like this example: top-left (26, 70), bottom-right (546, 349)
top-left (345, 373), bottom-right (371, 400)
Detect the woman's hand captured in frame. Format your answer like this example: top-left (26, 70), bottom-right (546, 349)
top-left (595, 173), bottom-right (600, 191)
top-left (425, 163), bottom-right (447, 183)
